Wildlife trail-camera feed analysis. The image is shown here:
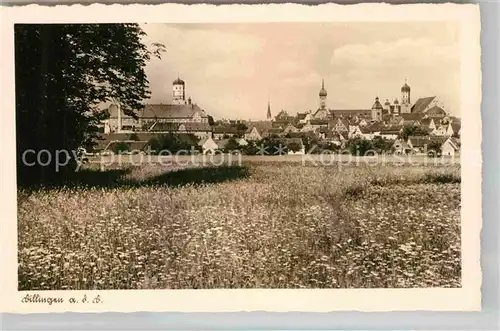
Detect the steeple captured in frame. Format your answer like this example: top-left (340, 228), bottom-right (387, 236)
top-left (267, 99), bottom-right (272, 120)
top-left (319, 79), bottom-right (328, 110)
top-left (319, 79), bottom-right (327, 97)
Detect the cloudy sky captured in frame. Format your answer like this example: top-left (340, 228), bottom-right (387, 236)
top-left (140, 22), bottom-right (460, 120)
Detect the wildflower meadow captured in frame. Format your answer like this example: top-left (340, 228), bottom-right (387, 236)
top-left (18, 161), bottom-right (461, 290)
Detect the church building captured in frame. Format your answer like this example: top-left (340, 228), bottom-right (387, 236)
top-left (380, 80), bottom-right (412, 117)
top-left (103, 76), bottom-right (211, 134)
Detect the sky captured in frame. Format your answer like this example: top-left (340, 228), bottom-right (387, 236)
top-left (140, 22), bottom-right (460, 120)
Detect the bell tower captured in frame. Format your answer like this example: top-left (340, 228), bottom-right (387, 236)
top-left (401, 78), bottom-right (411, 105)
top-left (319, 79), bottom-right (327, 109)
top-left (172, 75), bottom-right (186, 105)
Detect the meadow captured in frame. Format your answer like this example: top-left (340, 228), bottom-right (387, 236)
top-left (18, 161), bottom-right (461, 290)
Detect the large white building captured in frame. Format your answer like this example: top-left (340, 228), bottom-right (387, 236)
top-left (103, 77), bottom-right (211, 135)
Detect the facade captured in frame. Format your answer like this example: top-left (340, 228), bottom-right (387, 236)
top-left (297, 112), bottom-right (312, 124)
top-left (198, 137), bottom-right (219, 154)
top-left (103, 104), bottom-right (141, 133)
top-left (392, 139), bottom-right (412, 155)
top-left (213, 125), bottom-right (239, 139)
top-left (441, 137), bottom-right (460, 156)
top-left (148, 122), bottom-right (212, 140)
top-left (332, 118), bottom-right (349, 133)
top-left (103, 78), bottom-right (212, 135)
top-left (244, 126), bottom-right (262, 141)
top-left (407, 136), bottom-right (447, 154)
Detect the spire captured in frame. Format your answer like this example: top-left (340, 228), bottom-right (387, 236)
top-left (267, 99), bottom-right (272, 120)
top-left (319, 79), bottom-right (327, 97)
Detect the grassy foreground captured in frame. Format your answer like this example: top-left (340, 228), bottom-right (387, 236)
top-left (18, 162), bottom-right (461, 290)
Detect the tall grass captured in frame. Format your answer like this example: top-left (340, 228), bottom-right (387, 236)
top-left (18, 163), bottom-right (461, 289)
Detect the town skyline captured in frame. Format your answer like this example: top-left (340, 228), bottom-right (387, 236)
top-left (140, 22), bottom-right (461, 120)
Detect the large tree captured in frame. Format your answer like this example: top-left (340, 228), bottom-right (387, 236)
top-left (15, 24), bottom-right (164, 185)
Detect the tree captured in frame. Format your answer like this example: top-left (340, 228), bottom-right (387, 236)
top-left (400, 126), bottom-right (429, 141)
top-left (371, 136), bottom-right (394, 154)
top-left (224, 138), bottom-right (240, 153)
top-left (287, 141), bottom-right (302, 153)
top-left (236, 123), bottom-right (248, 131)
top-left (154, 133), bottom-right (199, 153)
top-left (207, 115), bottom-right (215, 126)
top-left (111, 142), bottom-right (130, 154)
top-left (260, 137), bottom-right (288, 155)
top-left (346, 137), bottom-right (373, 156)
top-left (427, 140), bottom-right (442, 157)
top-left (241, 141), bottom-right (259, 155)
top-left (15, 24), bottom-right (165, 185)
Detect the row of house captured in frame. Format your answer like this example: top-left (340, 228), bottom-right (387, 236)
top-left (88, 132), bottom-right (306, 156)
top-left (211, 114), bottom-right (461, 145)
top-left (393, 136), bottom-right (461, 156)
top-left (98, 77), bottom-right (460, 156)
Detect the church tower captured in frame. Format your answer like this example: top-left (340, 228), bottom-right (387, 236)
top-left (371, 96), bottom-right (383, 121)
top-left (400, 79), bottom-right (412, 113)
top-left (172, 76), bottom-right (186, 105)
top-left (319, 79), bottom-right (327, 110)
top-left (401, 79), bottom-right (411, 104)
top-left (267, 100), bottom-right (272, 120)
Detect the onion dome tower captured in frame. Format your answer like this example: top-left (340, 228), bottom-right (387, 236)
top-left (401, 79), bottom-right (411, 105)
top-left (172, 75), bottom-right (186, 105)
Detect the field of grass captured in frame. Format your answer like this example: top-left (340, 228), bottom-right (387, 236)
top-left (18, 162), bottom-right (461, 290)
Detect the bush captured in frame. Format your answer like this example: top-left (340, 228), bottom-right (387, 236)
top-left (224, 138), bottom-right (241, 153)
top-left (146, 133), bottom-right (199, 154)
top-left (241, 142), bottom-right (259, 155)
top-left (111, 142), bottom-right (130, 154)
top-left (346, 137), bottom-right (373, 156)
top-left (128, 133), bottom-right (140, 141)
top-left (287, 141), bottom-right (302, 153)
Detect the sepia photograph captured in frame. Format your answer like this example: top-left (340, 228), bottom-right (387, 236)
top-left (1, 3), bottom-right (482, 313)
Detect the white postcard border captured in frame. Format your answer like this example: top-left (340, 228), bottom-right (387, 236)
top-left (0, 3), bottom-right (482, 313)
